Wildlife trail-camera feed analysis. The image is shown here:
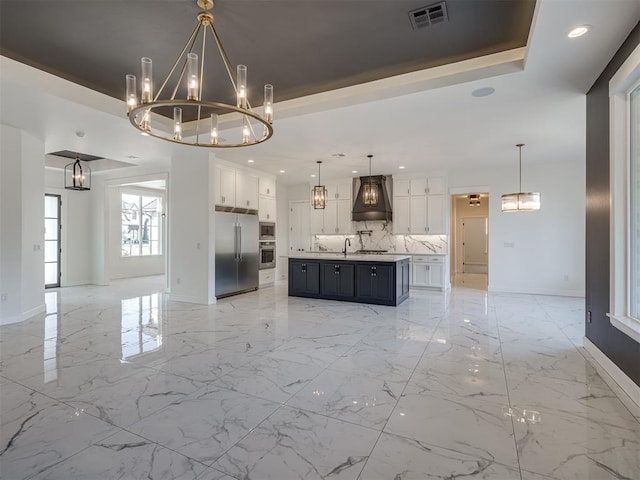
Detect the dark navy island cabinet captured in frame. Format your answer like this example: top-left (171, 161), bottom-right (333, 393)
top-left (288, 257), bottom-right (410, 306)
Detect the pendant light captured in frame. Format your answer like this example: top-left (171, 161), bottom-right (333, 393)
top-left (501, 143), bottom-right (540, 212)
top-left (312, 161), bottom-right (327, 209)
top-left (362, 154), bottom-right (379, 206)
top-left (469, 194), bottom-right (481, 207)
top-left (64, 153), bottom-right (91, 191)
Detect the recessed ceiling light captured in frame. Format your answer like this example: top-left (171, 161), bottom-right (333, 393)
top-left (352, 170), bottom-right (357, 174)
top-left (399, 166), bottom-right (405, 169)
top-left (279, 170), bottom-right (285, 173)
top-left (471, 87), bottom-right (495, 98)
top-left (568, 25), bottom-right (591, 38)
top-left (140, 132), bottom-right (149, 136)
top-left (247, 159), bottom-right (254, 163)
top-left (310, 174), bottom-right (316, 178)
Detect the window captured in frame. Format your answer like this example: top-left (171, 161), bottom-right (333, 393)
top-left (121, 192), bottom-right (163, 256)
top-left (608, 43), bottom-right (640, 342)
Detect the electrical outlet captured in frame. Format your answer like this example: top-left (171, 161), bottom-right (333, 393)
top-left (504, 242), bottom-right (515, 248)
top-left (176, 277), bottom-right (181, 285)
top-left (1, 293), bottom-right (8, 303)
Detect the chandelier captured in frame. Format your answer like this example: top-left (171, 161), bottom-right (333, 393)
top-left (312, 161), bottom-right (327, 209)
top-left (125, 0), bottom-right (273, 148)
top-left (501, 143), bottom-right (540, 212)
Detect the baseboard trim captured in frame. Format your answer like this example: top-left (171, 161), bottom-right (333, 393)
top-left (583, 337), bottom-right (640, 409)
top-left (168, 293), bottom-right (216, 305)
top-left (22, 303), bottom-right (46, 320)
top-left (488, 285), bottom-right (584, 297)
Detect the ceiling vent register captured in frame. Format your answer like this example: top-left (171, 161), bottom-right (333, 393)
top-left (409, 2), bottom-right (449, 30)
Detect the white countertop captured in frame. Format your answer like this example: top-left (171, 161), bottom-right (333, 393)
top-left (288, 253), bottom-right (411, 262)
top-left (302, 251), bottom-right (448, 257)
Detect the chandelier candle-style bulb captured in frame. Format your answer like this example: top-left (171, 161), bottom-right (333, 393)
top-left (174, 107), bottom-right (182, 141)
top-left (237, 65), bottom-right (247, 109)
top-left (73, 161), bottom-right (84, 188)
top-left (186, 53), bottom-right (199, 100)
top-left (126, 75), bottom-right (137, 112)
top-left (242, 116), bottom-right (250, 144)
top-left (141, 109), bottom-right (150, 131)
top-left (264, 84), bottom-right (273, 123)
top-left (141, 57), bottom-right (153, 104)
top-left (210, 113), bottom-right (218, 145)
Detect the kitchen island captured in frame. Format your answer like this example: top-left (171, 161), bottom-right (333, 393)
top-left (288, 254), bottom-right (410, 306)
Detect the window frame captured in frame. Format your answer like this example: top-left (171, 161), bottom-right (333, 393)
top-left (608, 42), bottom-right (640, 343)
top-left (120, 188), bottom-right (164, 258)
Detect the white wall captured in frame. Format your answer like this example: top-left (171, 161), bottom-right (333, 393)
top-left (169, 154), bottom-right (216, 304)
top-left (0, 124), bottom-right (45, 324)
top-left (449, 160), bottom-right (585, 296)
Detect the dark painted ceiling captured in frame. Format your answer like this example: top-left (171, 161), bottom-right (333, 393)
top-left (0, 0), bottom-right (535, 109)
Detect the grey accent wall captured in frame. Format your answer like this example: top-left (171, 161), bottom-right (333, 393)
top-left (586, 22), bottom-right (640, 387)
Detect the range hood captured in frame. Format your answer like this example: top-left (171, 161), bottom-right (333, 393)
top-left (352, 175), bottom-right (392, 222)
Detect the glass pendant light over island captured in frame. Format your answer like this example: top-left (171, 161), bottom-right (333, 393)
top-left (501, 143), bottom-right (541, 212)
top-left (125, 0), bottom-right (273, 148)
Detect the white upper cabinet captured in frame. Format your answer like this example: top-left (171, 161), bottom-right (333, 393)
top-left (259, 195), bottom-right (276, 222)
top-left (323, 201), bottom-right (338, 234)
top-left (394, 179), bottom-right (410, 197)
top-left (392, 173), bottom-right (447, 235)
top-left (426, 194), bottom-right (445, 234)
top-left (427, 176), bottom-right (445, 195)
top-left (215, 165), bottom-right (236, 207)
top-left (393, 196), bottom-right (411, 234)
top-left (310, 204), bottom-right (325, 234)
top-left (259, 176), bottom-right (276, 197)
top-left (335, 179), bottom-right (352, 200)
top-left (410, 178), bottom-right (427, 196)
top-left (235, 171), bottom-right (259, 210)
top-left (336, 199), bottom-right (354, 234)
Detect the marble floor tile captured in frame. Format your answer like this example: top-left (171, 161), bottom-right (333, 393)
top-left (211, 356), bottom-right (324, 403)
top-left (266, 337), bottom-right (353, 368)
top-left (359, 432), bottom-right (521, 480)
top-left (327, 343), bottom-right (423, 382)
top-left (408, 357), bottom-right (509, 405)
top-left (68, 369), bottom-right (205, 428)
top-left (196, 468), bottom-right (238, 480)
top-left (512, 406), bottom-right (640, 480)
top-left (30, 430), bottom-right (208, 480)
top-left (212, 406), bottom-right (379, 480)
top-left (0, 393), bottom-right (117, 479)
top-left (127, 385), bottom-right (280, 465)
top-left (384, 391), bottom-right (519, 468)
top-left (286, 368), bottom-right (406, 429)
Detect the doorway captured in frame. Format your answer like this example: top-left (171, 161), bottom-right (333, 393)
top-left (44, 194), bottom-right (61, 288)
top-left (451, 193), bottom-right (488, 289)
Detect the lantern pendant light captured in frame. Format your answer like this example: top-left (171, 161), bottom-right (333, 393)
top-left (501, 143), bottom-right (540, 212)
top-left (64, 153), bottom-right (91, 191)
top-left (362, 154), bottom-right (379, 206)
top-left (312, 161), bottom-right (327, 209)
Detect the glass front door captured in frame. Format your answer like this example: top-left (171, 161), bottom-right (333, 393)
top-left (44, 194), bottom-right (61, 288)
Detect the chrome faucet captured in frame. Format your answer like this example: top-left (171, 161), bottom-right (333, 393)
top-left (342, 238), bottom-right (351, 257)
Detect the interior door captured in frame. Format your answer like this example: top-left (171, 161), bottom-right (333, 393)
top-left (462, 217), bottom-right (488, 274)
top-left (44, 194), bottom-right (61, 288)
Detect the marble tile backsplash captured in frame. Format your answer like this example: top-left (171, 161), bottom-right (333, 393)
top-left (313, 221), bottom-right (448, 254)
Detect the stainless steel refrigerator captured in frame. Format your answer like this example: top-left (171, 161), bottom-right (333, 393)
top-left (215, 210), bottom-right (259, 298)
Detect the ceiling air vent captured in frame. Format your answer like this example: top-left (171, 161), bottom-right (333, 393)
top-left (409, 2), bottom-right (448, 30)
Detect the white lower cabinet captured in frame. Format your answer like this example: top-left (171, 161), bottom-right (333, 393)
top-left (411, 255), bottom-right (447, 290)
top-left (259, 268), bottom-right (275, 287)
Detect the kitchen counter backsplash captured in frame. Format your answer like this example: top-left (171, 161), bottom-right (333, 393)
top-left (313, 221), bottom-right (448, 254)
